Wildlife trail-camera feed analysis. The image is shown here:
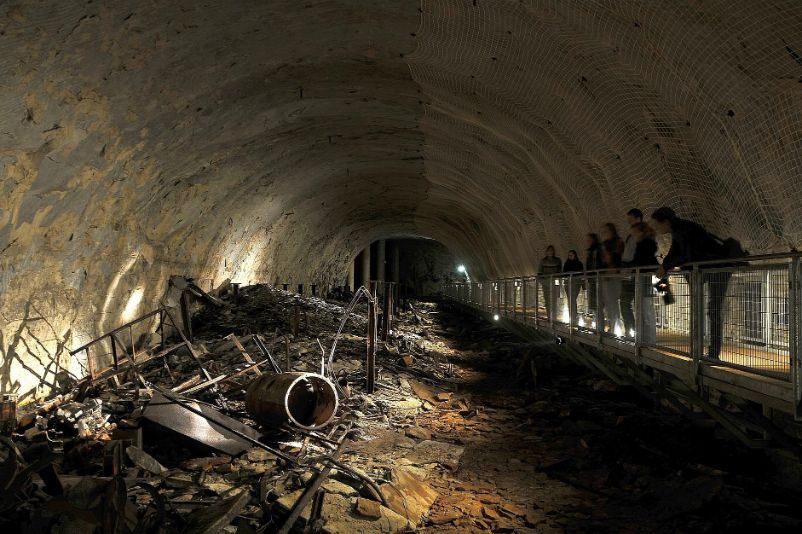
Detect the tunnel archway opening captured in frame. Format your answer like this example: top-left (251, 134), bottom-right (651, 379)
top-left (348, 237), bottom-right (465, 299)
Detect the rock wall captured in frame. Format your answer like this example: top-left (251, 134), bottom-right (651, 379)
top-left (395, 238), bottom-right (459, 297)
top-left (2, 0), bottom-right (802, 399)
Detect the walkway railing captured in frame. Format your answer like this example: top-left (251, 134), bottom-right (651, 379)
top-left (444, 252), bottom-right (802, 418)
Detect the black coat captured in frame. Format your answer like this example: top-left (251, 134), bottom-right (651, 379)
top-left (585, 245), bottom-right (602, 271)
top-left (631, 238), bottom-right (658, 268)
top-left (602, 237), bottom-right (624, 268)
top-left (662, 218), bottom-right (724, 270)
top-left (563, 258), bottom-right (584, 272)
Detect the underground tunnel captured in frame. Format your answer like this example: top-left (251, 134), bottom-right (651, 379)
top-left (2, 0), bottom-right (802, 532)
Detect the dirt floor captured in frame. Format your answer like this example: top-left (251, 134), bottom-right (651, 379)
top-left (386, 301), bottom-right (802, 533)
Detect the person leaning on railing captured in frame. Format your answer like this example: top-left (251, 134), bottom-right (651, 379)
top-left (651, 207), bottom-right (733, 360)
top-left (538, 245), bottom-right (562, 320)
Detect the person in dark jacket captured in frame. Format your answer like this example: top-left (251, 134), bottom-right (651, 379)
top-left (601, 223), bottom-right (624, 334)
top-left (563, 250), bottom-right (584, 324)
top-left (630, 222), bottom-right (658, 344)
top-left (630, 222), bottom-right (658, 268)
top-left (538, 245), bottom-right (562, 320)
top-left (584, 233), bottom-right (602, 323)
top-left (652, 207), bottom-right (731, 360)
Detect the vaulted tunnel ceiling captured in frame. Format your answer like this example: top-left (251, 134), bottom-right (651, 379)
top-left (2, 0), bottom-right (802, 398)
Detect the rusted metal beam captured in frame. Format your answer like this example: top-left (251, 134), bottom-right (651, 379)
top-left (162, 308), bottom-right (213, 382)
top-left (179, 290), bottom-right (194, 343)
top-left (253, 334), bottom-right (283, 374)
top-left (381, 282), bottom-right (394, 341)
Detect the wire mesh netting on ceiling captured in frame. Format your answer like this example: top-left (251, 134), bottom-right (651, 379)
top-left (407, 0), bottom-right (802, 271)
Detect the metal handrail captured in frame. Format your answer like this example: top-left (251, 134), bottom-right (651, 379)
top-left (70, 308), bottom-right (164, 355)
top-left (488, 251), bottom-right (802, 282)
top-left (444, 252), bottom-right (802, 419)
top-left (70, 307), bottom-right (168, 380)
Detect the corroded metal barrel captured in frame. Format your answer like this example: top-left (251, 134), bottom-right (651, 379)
top-left (245, 372), bottom-right (338, 430)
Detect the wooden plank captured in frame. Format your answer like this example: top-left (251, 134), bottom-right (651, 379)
top-left (702, 364), bottom-right (794, 402)
top-left (177, 374), bottom-right (228, 395)
top-left (224, 334), bottom-right (262, 377)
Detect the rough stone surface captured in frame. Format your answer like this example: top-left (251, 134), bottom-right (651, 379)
top-left (2, 1), bottom-right (802, 398)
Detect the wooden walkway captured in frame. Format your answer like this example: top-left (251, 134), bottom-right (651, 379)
top-left (463, 302), bottom-right (798, 414)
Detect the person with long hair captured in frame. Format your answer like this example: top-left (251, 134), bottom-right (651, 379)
top-left (563, 249), bottom-right (584, 324)
top-left (538, 245), bottom-right (562, 320)
top-left (584, 233), bottom-right (602, 323)
top-left (630, 222), bottom-right (658, 344)
top-left (601, 223), bottom-right (624, 335)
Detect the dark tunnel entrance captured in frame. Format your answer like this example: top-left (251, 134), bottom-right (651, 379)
top-left (350, 238), bottom-right (462, 299)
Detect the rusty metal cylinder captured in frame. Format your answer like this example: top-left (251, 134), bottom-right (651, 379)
top-left (245, 372), bottom-right (338, 430)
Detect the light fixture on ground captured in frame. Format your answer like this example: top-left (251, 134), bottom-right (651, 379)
top-left (493, 313), bottom-right (500, 321)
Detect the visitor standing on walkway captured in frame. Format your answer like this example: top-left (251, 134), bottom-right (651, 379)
top-left (601, 223), bottom-right (624, 335)
top-left (629, 222), bottom-right (658, 345)
top-left (563, 250), bottom-right (584, 324)
top-left (538, 245), bottom-right (562, 320)
top-left (585, 233), bottom-right (603, 324)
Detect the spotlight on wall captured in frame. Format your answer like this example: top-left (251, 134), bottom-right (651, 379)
top-left (457, 264), bottom-right (467, 274)
top-left (122, 287), bottom-right (145, 323)
top-left (493, 313), bottom-right (500, 321)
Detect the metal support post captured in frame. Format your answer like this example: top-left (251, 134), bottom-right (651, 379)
top-left (690, 266), bottom-right (704, 384)
top-left (111, 335), bottom-right (119, 371)
top-left (548, 276), bottom-right (554, 332)
top-left (159, 308), bottom-right (165, 348)
top-left (596, 271), bottom-right (603, 345)
top-left (634, 269), bottom-right (642, 358)
top-left (180, 290), bottom-right (194, 343)
top-left (366, 282), bottom-right (377, 394)
top-left (381, 282), bottom-right (393, 341)
top-left (568, 275), bottom-right (574, 340)
top-left (522, 278), bottom-right (528, 325)
top-left (791, 258), bottom-right (802, 420)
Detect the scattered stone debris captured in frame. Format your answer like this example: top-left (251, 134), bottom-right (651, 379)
top-left (1, 283), bottom-right (802, 533)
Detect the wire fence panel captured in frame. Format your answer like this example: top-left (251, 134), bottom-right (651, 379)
top-left (575, 274), bottom-right (597, 333)
top-left (599, 273), bottom-right (625, 339)
top-left (524, 278), bottom-right (538, 322)
top-left (707, 265), bottom-right (791, 380)
top-left (554, 276), bottom-right (570, 325)
top-left (648, 271), bottom-right (693, 356)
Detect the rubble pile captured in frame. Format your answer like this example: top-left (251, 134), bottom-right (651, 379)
top-left (0, 285), bottom-right (473, 533)
top-left (3, 284), bottom-right (802, 533)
